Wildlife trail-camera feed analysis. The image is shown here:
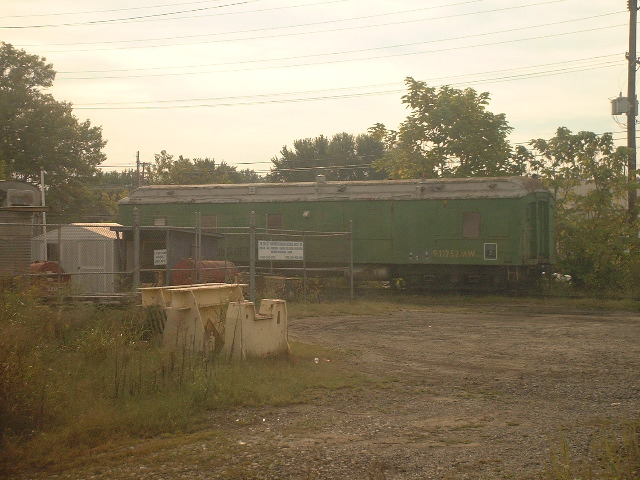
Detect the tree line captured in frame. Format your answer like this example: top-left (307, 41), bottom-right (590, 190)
top-left (1, 42), bottom-right (637, 295)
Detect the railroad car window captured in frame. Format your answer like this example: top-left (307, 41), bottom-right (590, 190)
top-left (267, 213), bottom-right (283, 230)
top-left (462, 212), bottom-right (481, 238)
top-left (202, 215), bottom-right (217, 230)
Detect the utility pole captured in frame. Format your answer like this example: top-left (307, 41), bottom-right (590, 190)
top-left (136, 151), bottom-right (141, 187)
top-left (40, 169), bottom-right (47, 261)
top-left (628, 0), bottom-right (638, 218)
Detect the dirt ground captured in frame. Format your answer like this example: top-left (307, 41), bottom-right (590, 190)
top-left (36, 303), bottom-right (640, 480)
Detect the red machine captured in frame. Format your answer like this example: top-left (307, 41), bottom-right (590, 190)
top-left (171, 259), bottom-right (238, 286)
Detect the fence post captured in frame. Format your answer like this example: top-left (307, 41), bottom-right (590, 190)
top-left (223, 232), bottom-right (229, 282)
top-left (195, 212), bottom-right (201, 283)
top-left (57, 224), bottom-right (62, 287)
top-left (302, 228), bottom-right (307, 302)
top-left (349, 219), bottom-right (354, 302)
top-left (133, 207), bottom-right (140, 291)
top-left (249, 211), bottom-right (256, 303)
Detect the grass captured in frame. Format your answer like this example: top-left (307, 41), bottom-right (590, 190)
top-left (0, 283), bottom-right (363, 477)
top-left (3, 280), bottom-right (640, 478)
top-left (287, 288), bottom-right (640, 318)
top-left (547, 420), bottom-right (640, 480)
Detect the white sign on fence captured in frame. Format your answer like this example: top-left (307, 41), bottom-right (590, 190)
top-left (258, 240), bottom-right (304, 261)
top-left (154, 249), bottom-right (167, 266)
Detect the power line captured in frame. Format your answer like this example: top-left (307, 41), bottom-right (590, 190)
top-left (2, 0), bottom-right (271, 18)
top-left (62, 24), bottom-right (624, 81)
top-left (25, 0), bottom-right (582, 53)
top-left (72, 54), bottom-right (618, 107)
top-left (56, 13), bottom-right (621, 75)
top-left (72, 59), bottom-right (620, 110)
top-left (0, 0), bottom-right (264, 29)
top-left (15, 0), bottom-right (546, 50)
top-left (11, 0), bottom-right (481, 44)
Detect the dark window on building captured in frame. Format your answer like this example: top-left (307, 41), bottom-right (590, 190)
top-left (463, 212), bottom-right (481, 238)
top-left (267, 213), bottom-right (283, 230)
top-left (47, 243), bottom-right (60, 262)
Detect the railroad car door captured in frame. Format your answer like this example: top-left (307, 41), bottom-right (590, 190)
top-left (524, 196), bottom-right (551, 262)
top-left (349, 201), bottom-right (393, 263)
top-left (307, 202), bottom-right (348, 263)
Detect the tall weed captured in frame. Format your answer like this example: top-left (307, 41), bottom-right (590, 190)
top-left (0, 289), bottom-right (359, 476)
top-left (548, 420), bottom-right (640, 480)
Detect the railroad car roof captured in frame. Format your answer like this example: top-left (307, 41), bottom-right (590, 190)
top-left (119, 176), bottom-right (551, 205)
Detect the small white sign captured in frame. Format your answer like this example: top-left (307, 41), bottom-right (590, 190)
top-left (258, 240), bottom-right (304, 261)
top-left (154, 249), bottom-right (167, 266)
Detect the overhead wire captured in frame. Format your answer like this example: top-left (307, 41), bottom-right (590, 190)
top-left (4, 1), bottom-right (622, 167)
top-left (22, 0), bottom-right (587, 54)
top-left (0, 0), bottom-right (266, 29)
top-left (13, 0), bottom-right (484, 47)
top-left (71, 54), bottom-right (619, 108)
top-left (15, 0), bottom-right (562, 50)
top-left (62, 23), bottom-right (624, 82)
top-left (2, 0), bottom-right (282, 18)
top-left (56, 12), bottom-right (622, 75)
top-left (3, 0), bottom-right (557, 30)
top-left (95, 133), bottom-right (634, 174)
top-left (72, 63), bottom-right (621, 110)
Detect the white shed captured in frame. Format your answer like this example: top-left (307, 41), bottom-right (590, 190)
top-left (32, 223), bottom-right (120, 294)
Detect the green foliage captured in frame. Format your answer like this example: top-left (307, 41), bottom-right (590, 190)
top-left (269, 132), bottom-right (387, 182)
top-left (0, 281), bottom-right (48, 439)
top-left (149, 150), bottom-right (260, 185)
top-left (0, 292), bottom-right (360, 476)
top-left (371, 77), bottom-right (521, 179)
top-left (89, 169), bottom-right (139, 220)
top-left (523, 128), bottom-right (639, 294)
top-left (0, 42), bottom-right (107, 216)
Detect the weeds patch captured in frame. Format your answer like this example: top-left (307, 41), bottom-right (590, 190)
top-left (0, 289), bottom-right (362, 477)
top-left (547, 420), bottom-right (640, 480)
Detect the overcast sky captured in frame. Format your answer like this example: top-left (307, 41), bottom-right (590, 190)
top-left (2, 0), bottom-right (629, 175)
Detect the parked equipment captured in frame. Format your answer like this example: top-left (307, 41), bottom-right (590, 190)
top-left (171, 258), bottom-right (238, 285)
top-left (30, 261), bottom-right (70, 292)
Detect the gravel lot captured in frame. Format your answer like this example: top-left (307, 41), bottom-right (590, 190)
top-left (36, 303), bottom-right (640, 480)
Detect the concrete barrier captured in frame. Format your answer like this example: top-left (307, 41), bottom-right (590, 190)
top-left (140, 283), bottom-right (289, 359)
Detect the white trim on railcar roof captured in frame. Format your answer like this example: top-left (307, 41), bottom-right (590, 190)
top-left (119, 176), bottom-right (550, 205)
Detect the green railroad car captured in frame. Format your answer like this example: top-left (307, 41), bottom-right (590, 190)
top-left (118, 175), bottom-right (554, 290)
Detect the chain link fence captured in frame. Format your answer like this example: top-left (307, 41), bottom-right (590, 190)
top-left (0, 213), bottom-right (353, 301)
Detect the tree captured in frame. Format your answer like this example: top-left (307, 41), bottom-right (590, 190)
top-left (0, 42), bottom-right (106, 218)
top-left (522, 127), bottom-right (638, 292)
top-left (372, 77), bottom-right (522, 179)
top-left (91, 170), bottom-right (139, 220)
top-left (148, 150), bottom-right (260, 185)
top-left (268, 132), bottom-right (387, 182)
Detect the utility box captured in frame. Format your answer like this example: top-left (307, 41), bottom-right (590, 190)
top-left (612, 95), bottom-right (638, 115)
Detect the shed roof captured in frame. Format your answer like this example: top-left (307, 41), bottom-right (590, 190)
top-left (33, 223), bottom-right (120, 241)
